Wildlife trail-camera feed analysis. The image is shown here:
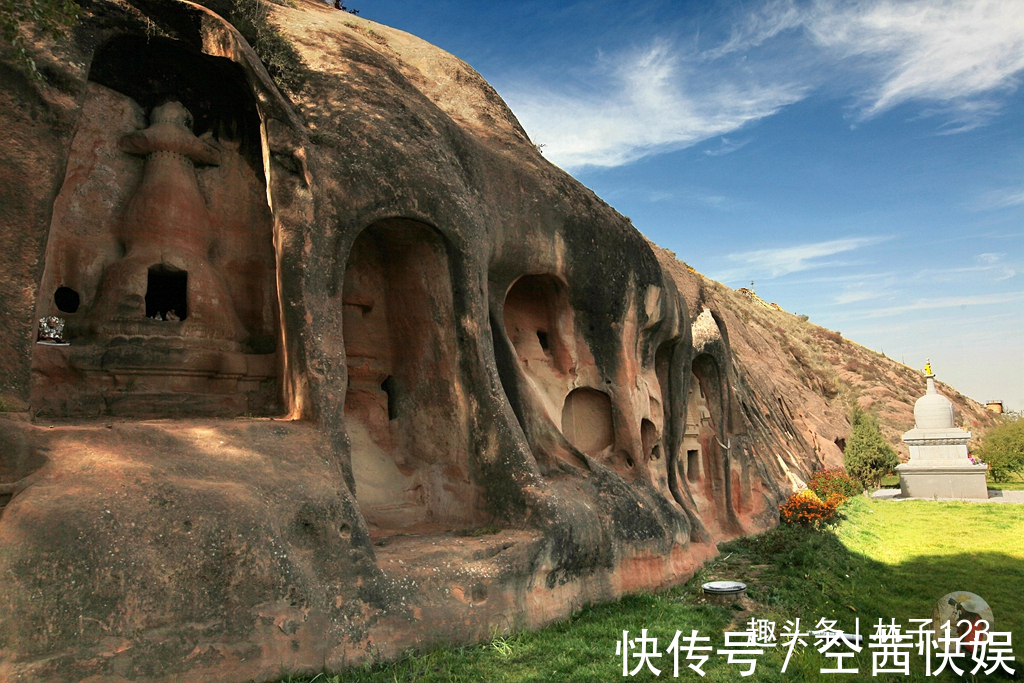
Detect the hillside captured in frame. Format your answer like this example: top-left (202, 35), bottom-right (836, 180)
top-left (653, 245), bottom-right (999, 459)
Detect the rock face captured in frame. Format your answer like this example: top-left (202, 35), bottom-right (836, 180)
top-left (0, 1), bottom-right (990, 681)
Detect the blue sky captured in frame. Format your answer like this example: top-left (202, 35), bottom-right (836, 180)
top-left (352, 0), bottom-right (1024, 412)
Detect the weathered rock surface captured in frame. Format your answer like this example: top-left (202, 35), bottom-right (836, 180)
top-left (0, 1), bottom-right (997, 681)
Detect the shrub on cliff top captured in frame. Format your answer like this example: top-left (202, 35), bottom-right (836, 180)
top-left (843, 406), bottom-right (899, 488)
top-left (222, 0), bottom-right (306, 92)
top-left (1, 0), bottom-right (78, 76)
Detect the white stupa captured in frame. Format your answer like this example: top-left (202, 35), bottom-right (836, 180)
top-left (897, 361), bottom-right (988, 500)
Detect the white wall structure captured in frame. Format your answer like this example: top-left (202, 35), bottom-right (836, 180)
top-left (898, 372), bottom-right (988, 500)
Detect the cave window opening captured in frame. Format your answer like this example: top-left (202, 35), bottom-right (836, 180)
top-left (503, 274), bottom-right (571, 375)
top-left (146, 265), bottom-right (188, 321)
top-left (54, 287), bottom-right (80, 313)
top-left (561, 387), bottom-right (614, 456)
top-left (687, 449), bottom-right (700, 482)
top-left (381, 375), bottom-right (398, 420)
top-left (641, 418), bottom-right (658, 459)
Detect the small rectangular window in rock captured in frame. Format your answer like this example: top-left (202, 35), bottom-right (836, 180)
top-left (687, 449), bottom-right (700, 482)
top-left (146, 265), bottom-right (188, 321)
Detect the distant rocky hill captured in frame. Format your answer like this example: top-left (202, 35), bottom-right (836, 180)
top-left (654, 245), bottom-right (999, 460)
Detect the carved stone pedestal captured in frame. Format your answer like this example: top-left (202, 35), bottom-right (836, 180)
top-left (897, 463), bottom-right (989, 500)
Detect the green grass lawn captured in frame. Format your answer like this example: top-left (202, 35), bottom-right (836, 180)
top-left (278, 497), bottom-right (1024, 682)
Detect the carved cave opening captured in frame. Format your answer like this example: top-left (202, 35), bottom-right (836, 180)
top-left (685, 353), bottom-right (743, 531)
top-left (54, 287), bottom-right (80, 314)
top-left (684, 356), bottom-right (725, 487)
top-left (561, 387), bottom-right (615, 457)
top-left (641, 418), bottom-right (659, 460)
top-left (503, 274), bottom-right (619, 460)
top-left (503, 274), bottom-right (573, 380)
top-left (343, 219), bottom-right (483, 534)
top-left (29, 34), bottom-right (280, 417)
top-left (145, 265), bottom-right (188, 321)
top-left (687, 449), bottom-right (700, 483)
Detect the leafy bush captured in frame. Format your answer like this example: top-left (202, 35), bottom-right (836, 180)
top-left (843, 406), bottom-right (899, 488)
top-left (779, 489), bottom-right (842, 530)
top-left (808, 467), bottom-right (861, 502)
top-left (978, 416), bottom-right (1024, 482)
top-left (1, 0), bottom-right (78, 76)
top-left (225, 0), bottom-right (306, 92)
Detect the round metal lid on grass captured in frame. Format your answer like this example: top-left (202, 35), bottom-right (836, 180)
top-left (702, 580), bottom-right (746, 594)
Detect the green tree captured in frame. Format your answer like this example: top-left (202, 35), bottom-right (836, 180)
top-left (978, 415), bottom-right (1024, 483)
top-left (843, 406), bottom-right (900, 488)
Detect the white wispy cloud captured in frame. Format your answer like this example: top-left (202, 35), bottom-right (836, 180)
top-left (723, 236), bottom-right (887, 279)
top-left (700, 0), bottom-right (804, 61)
top-left (858, 291), bottom-right (1024, 318)
top-left (833, 288), bottom-right (890, 305)
top-left (805, 0), bottom-right (1024, 124)
top-left (704, 137), bottom-right (752, 156)
top-left (976, 186), bottom-right (1024, 210)
top-left (912, 253), bottom-right (1018, 282)
top-left (505, 41), bottom-right (804, 169)
top-left (502, 0), bottom-right (1024, 170)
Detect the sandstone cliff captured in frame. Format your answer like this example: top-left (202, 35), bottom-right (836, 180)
top-left (0, 2), bottom-right (997, 682)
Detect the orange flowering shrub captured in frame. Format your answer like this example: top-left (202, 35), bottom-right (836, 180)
top-left (779, 489), bottom-right (842, 529)
top-left (807, 467), bottom-right (861, 503)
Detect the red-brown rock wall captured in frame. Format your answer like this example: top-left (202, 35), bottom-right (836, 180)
top-left (0, 2), bottom-right (994, 681)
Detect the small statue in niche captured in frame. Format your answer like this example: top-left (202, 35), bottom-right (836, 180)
top-left (88, 101), bottom-right (246, 343)
top-left (37, 316), bottom-right (69, 345)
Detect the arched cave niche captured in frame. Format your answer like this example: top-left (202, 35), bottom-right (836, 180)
top-left (30, 34), bottom-right (280, 418)
top-left (685, 354), bottom-right (730, 491)
top-left (561, 387), bottom-right (615, 457)
top-left (682, 367), bottom-right (712, 486)
top-left (503, 274), bottom-right (574, 398)
top-left (684, 353), bottom-right (743, 533)
top-left (342, 218), bottom-right (483, 534)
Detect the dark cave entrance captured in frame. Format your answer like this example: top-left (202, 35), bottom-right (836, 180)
top-left (54, 287), bottom-right (80, 314)
top-left (145, 265), bottom-right (188, 321)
